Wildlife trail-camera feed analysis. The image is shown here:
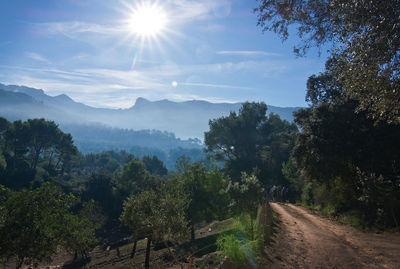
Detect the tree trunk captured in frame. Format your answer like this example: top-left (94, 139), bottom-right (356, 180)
top-left (16, 258), bottom-right (23, 269)
top-left (391, 206), bottom-right (399, 232)
top-left (145, 234), bottom-right (152, 269)
top-left (32, 146), bottom-right (42, 170)
top-left (190, 222), bottom-right (195, 242)
top-left (164, 241), bottom-right (182, 269)
top-left (250, 217), bottom-right (254, 241)
top-left (188, 256), bottom-right (193, 269)
top-left (130, 240), bottom-right (137, 258)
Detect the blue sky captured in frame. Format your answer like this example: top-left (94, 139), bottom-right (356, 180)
top-left (0, 0), bottom-right (327, 109)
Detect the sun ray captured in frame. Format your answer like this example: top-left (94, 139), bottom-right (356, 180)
top-left (113, 0), bottom-right (188, 72)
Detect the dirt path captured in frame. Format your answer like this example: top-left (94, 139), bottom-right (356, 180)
top-left (264, 203), bottom-right (400, 269)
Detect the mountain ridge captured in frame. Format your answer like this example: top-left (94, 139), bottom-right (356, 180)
top-left (0, 83), bottom-right (302, 139)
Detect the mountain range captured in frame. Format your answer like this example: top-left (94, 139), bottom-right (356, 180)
top-left (0, 83), bottom-right (301, 140)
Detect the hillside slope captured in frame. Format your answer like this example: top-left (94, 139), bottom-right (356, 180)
top-left (0, 83), bottom-right (301, 139)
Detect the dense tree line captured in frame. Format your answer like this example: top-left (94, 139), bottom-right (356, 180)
top-left (61, 123), bottom-right (205, 170)
top-left (255, 0), bottom-right (400, 228)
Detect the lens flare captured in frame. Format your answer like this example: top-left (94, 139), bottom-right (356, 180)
top-left (131, 52), bottom-right (138, 70)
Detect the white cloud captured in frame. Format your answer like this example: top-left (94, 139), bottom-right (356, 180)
top-left (179, 82), bottom-right (255, 90)
top-left (25, 52), bottom-right (51, 63)
top-left (217, 50), bottom-right (281, 57)
top-left (167, 0), bottom-right (231, 24)
top-left (1, 53), bottom-right (313, 108)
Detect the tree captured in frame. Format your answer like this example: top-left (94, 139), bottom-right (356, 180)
top-left (227, 173), bottom-right (265, 240)
top-left (205, 102), bottom-right (267, 177)
top-left (115, 158), bottom-right (151, 198)
top-left (1, 120), bottom-right (34, 189)
top-left (79, 152), bottom-right (120, 175)
top-left (142, 155), bottom-right (168, 176)
top-left (205, 102), bottom-right (297, 186)
top-left (173, 162), bottom-right (230, 241)
top-left (60, 202), bottom-right (99, 260)
top-left (52, 133), bottom-right (78, 174)
top-left (292, 99), bottom-right (400, 226)
top-left (281, 159), bottom-right (303, 202)
top-left (83, 173), bottom-right (119, 220)
top-left (255, 0), bottom-right (400, 124)
top-left (120, 185), bottom-right (188, 269)
top-left (227, 173), bottom-right (265, 218)
top-left (255, 0), bottom-right (400, 228)
top-left (25, 119), bottom-right (60, 169)
top-left (0, 118), bottom-right (78, 189)
top-left (0, 183), bottom-right (96, 268)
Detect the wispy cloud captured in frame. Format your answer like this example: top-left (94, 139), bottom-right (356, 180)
top-left (217, 50), bottom-right (281, 57)
top-left (179, 82), bottom-right (255, 90)
top-left (25, 52), bottom-right (51, 63)
top-left (34, 21), bottom-right (122, 41)
top-left (168, 0), bottom-right (231, 23)
top-left (0, 53), bottom-right (313, 108)
top-left (34, 0), bottom-right (232, 38)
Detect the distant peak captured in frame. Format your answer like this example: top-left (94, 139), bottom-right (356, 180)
top-left (54, 94), bottom-right (72, 101)
top-left (134, 97), bottom-right (150, 106)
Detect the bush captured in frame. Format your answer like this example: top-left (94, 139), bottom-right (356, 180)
top-left (338, 211), bottom-right (365, 230)
top-left (217, 233), bottom-right (259, 267)
top-left (216, 215), bottom-right (262, 267)
top-left (301, 182), bottom-right (313, 205)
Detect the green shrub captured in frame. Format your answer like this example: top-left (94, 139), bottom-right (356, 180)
top-left (338, 211), bottom-right (365, 230)
top-left (217, 215), bottom-right (263, 267)
top-left (234, 214), bottom-right (263, 242)
top-left (321, 204), bottom-right (337, 216)
top-left (217, 233), bottom-right (247, 266)
top-left (301, 182), bottom-right (314, 205)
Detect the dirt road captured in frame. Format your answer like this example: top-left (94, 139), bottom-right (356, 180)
top-left (264, 203), bottom-right (400, 269)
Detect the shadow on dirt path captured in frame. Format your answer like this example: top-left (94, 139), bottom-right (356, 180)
top-left (264, 203), bottom-right (400, 269)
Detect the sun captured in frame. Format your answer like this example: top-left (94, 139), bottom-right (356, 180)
top-left (128, 3), bottom-right (168, 37)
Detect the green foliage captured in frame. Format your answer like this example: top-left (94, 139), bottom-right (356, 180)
top-left (79, 151), bottom-right (123, 175)
top-left (217, 215), bottom-right (262, 267)
top-left (82, 173), bottom-right (119, 219)
top-left (114, 158), bottom-right (152, 198)
top-left (0, 149), bottom-right (5, 171)
top-left (293, 98), bottom-right (400, 227)
top-left (120, 184), bottom-right (189, 241)
top-left (0, 117), bottom-right (78, 189)
top-left (120, 189), bottom-right (159, 238)
top-left (338, 211), bottom-right (365, 230)
top-left (180, 163), bottom-right (230, 222)
top-left (59, 211), bottom-right (98, 258)
top-left (0, 183), bottom-right (96, 268)
top-left (281, 159), bottom-right (303, 201)
top-left (234, 214), bottom-right (263, 243)
top-left (227, 173), bottom-right (265, 220)
top-left (120, 184), bottom-right (189, 268)
top-left (217, 234), bottom-right (249, 267)
top-left (205, 102), bottom-right (297, 186)
top-left (171, 161), bottom-right (230, 240)
top-left (301, 182), bottom-right (314, 206)
top-left (142, 155), bottom-right (168, 176)
top-left (255, 0), bottom-right (400, 124)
